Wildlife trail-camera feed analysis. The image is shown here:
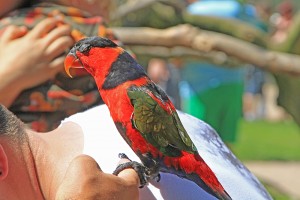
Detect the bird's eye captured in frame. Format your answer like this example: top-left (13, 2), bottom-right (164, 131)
top-left (79, 44), bottom-right (91, 54)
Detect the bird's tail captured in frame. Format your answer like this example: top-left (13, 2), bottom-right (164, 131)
top-left (164, 152), bottom-right (232, 200)
top-left (185, 172), bottom-right (231, 200)
top-left (192, 153), bottom-right (232, 200)
top-left (219, 190), bottom-right (232, 200)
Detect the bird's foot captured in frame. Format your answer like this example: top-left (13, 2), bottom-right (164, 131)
top-left (113, 153), bottom-right (149, 188)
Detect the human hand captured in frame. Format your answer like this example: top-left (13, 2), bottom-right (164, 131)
top-left (0, 18), bottom-right (74, 106)
top-left (55, 155), bottom-right (140, 200)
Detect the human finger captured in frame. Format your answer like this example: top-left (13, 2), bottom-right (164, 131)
top-left (56, 155), bottom-right (139, 200)
top-left (27, 18), bottom-right (61, 39)
top-left (67, 155), bottom-right (102, 177)
top-left (48, 56), bottom-right (67, 74)
top-left (56, 155), bottom-right (102, 192)
top-left (20, 62), bottom-right (62, 90)
top-left (0, 25), bottom-right (27, 42)
top-left (55, 155), bottom-right (102, 200)
top-left (42, 24), bottom-right (72, 47)
top-left (44, 36), bottom-right (73, 61)
top-left (116, 158), bottom-right (140, 187)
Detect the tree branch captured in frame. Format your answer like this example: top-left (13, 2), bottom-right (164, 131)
top-left (182, 12), bottom-right (268, 47)
top-left (129, 45), bottom-right (242, 67)
top-left (112, 24), bottom-right (300, 75)
top-left (111, 0), bottom-right (185, 21)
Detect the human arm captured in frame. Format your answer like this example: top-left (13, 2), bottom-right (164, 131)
top-left (55, 155), bottom-right (140, 200)
top-left (0, 18), bottom-right (74, 107)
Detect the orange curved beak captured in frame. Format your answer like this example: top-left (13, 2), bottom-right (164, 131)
top-left (64, 53), bottom-right (83, 78)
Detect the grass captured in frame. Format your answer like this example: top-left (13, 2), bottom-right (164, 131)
top-left (264, 183), bottom-right (291, 200)
top-left (230, 119), bottom-right (300, 199)
top-left (231, 119), bottom-right (300, 161)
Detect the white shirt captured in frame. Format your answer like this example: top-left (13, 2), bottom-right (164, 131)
top-left (62, 105), bottom-right (272, 200)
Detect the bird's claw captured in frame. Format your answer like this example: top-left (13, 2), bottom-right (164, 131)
top-left (113, 153), bottom-right (149, 188)
top-left (155, 173), bottom-right (161, 182)
top-left (118, 153), bottom-right (131, 161)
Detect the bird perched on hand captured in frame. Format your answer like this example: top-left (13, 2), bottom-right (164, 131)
top-left (64, 36), bottom-right (231, 200)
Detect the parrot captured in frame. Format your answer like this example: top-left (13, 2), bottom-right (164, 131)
top-left (64, 36), bottom-right (231, 200)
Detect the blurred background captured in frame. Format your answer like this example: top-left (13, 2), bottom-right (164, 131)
top-left (110, 0), bottom-right (300, 199)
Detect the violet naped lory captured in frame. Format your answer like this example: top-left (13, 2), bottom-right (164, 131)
top-left (64, 36), bottom-right (231, 200)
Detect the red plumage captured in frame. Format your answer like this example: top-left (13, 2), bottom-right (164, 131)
top-left (65, 36), bottom-right (231, 200)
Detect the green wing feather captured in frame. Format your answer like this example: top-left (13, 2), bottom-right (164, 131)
top-left (127, 85), bottom-right (197, 157)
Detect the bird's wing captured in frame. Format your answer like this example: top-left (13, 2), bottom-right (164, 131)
top-left (127, 84), bottom-right (197, 156)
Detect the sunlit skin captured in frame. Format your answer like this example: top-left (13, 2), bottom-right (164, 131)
top-left (0, 113), bottom-right (140, 200)
top-left (0, 0), bottom-right (112, 108)
top-left (0, 18), bottom-right (73, 107)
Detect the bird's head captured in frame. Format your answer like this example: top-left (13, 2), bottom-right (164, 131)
top-left (64, 36), bottom-right (123, 78)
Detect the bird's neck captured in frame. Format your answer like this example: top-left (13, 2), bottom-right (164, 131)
top-left (99, 77), bottom-right (148, 122)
